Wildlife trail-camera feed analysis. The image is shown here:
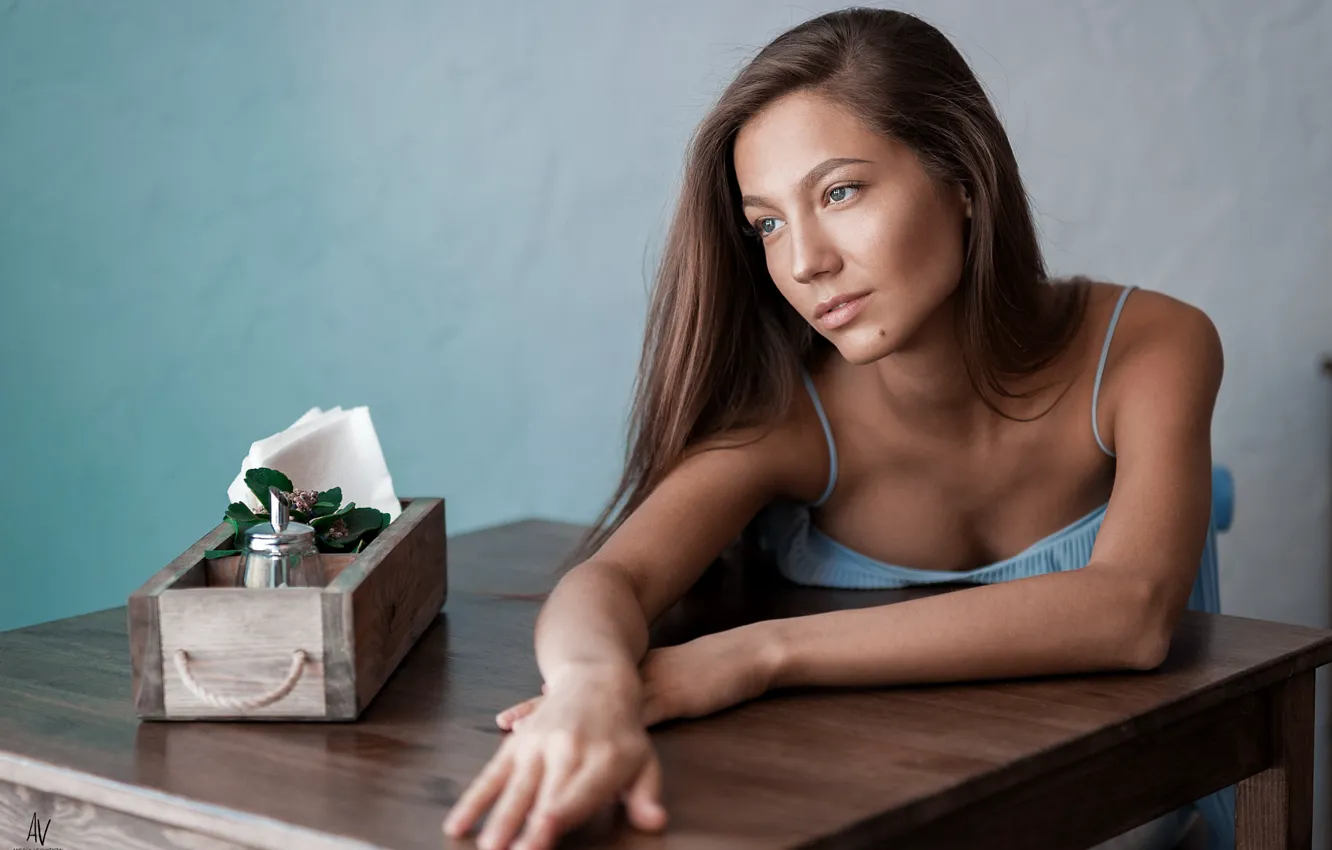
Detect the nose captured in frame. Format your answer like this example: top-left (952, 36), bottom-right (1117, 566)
top-left (789, 219), bottom-right (841, 284)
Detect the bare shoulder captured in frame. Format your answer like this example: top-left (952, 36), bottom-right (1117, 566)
top-left (587, 368), bottom-right (832, 617)
top-left (1094, 284), bottom-right (1224, 450)
top-left (683, 369), bottom-right (833, 505)
top-left (1109, 286), bottom-right (1223, 382)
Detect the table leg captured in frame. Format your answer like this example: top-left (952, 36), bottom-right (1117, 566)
top-left (1236, 670), bottom-right (1315, 849)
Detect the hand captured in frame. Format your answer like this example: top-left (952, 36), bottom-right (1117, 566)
top-left (498, 626), bottom-right (779, 732)
top-left (444, 670), bottom-right (667, 850)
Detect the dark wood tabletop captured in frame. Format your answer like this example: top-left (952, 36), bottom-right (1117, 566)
top-left (2, 519), bottom-right (1330, 850)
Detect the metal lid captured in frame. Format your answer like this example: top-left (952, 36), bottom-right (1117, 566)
top-left (245, 486), bottom-right (316, 553)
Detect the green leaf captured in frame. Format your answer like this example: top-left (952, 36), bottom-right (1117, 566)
top-left (244, 467), bottom-right (294, 508)
top-left (339, 507), bottom-right (385, 540)
top-left (309, 502), bottom-right (354, 530)
top-left (310, 501), bottom-right (339, 519)
top-left (204, 548), bottom-right (243, 559)
top-left (225, 502), bottom-right (258, 522)
top-left (315, 488), bottom-right (342, 509)
top-left (317, 535), bottom-right (354, 554)
top-left (309, 506), bottom-right (383, 550)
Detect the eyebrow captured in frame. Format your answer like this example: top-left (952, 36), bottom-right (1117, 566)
top-left (740, 157), bottom-right (872, 210)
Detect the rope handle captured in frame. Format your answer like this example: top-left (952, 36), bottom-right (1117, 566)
top-left (172, 648), bottom-right (308, 711)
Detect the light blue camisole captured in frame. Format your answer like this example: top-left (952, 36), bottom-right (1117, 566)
top-left (752, 285), bottom-right (1234, 850)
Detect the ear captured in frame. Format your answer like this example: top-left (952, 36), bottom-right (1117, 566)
top-left (960, 185), bottom-right (973, 219)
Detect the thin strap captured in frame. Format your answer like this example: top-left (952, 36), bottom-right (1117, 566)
top-left (799, 366), bottom-right (838, 507)
top-left (1092, 285), bottom-right (1138, 457)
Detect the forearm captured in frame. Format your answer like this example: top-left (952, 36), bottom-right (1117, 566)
top-left (534, 560), bottom-right (650, 691)
top-left (767, 566), bottom-right (1164, 690)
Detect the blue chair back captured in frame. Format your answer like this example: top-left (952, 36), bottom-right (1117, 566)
top-left (1212, 466), bottom-right (1234, 532)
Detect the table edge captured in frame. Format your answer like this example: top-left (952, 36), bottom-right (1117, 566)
top-left (832, 631), bottom-right (1332, 838)
top-left (0, 750), bottom-right (387, 850)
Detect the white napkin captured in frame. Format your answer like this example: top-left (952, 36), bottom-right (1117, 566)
top-left (226, 406), bottom-right (402, 521)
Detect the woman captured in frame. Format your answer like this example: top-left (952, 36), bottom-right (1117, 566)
top-left (444, 8), bottom-right (1229, 850)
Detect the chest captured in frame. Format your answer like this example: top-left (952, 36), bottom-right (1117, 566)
top-left (812, 391), bottom-right (1115, 572)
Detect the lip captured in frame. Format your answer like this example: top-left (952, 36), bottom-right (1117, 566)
top-left (814, 290), bottom-right (873, 330)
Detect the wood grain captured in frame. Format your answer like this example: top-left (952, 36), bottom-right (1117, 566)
top-left (840, 685), bottom-right (1267, 849)
top-left (1, 776), bottom-right (250, 850)
top-left (0, 754), bottom-right (376, 850)
top-left (1236, 670), bottom-right (1316, 849)
top-left (127, 524), bottom-right (226, 719)
top-left (4, 518), bottom-right (1332, 849)
top-left (329, 498), bottom-right (448, 715)
top-left (126, 498), bottom-right (446, 722)
top-left (158, 588), bottom-right (326, 719)
top-left (321, 584), bottom-right (356, 720)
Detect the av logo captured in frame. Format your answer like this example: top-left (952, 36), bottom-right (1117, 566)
top-left (25, 812), bottom-right (50, 846)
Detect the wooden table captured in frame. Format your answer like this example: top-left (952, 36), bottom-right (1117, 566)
top-left (1, 519), bottom-right (1329, 850)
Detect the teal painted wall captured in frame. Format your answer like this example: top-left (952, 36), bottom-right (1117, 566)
top-left (0, 1), bottom-right (703, 630)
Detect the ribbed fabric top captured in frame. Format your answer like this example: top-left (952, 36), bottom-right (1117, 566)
top-left (751, 285), bottom-right (1234, 850)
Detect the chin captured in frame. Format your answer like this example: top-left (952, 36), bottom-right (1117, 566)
top-left (827, 325), bottom-right (901, 365)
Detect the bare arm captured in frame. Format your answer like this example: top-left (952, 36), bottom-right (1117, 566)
top-left (535, 418), bottom-right (825, 690)
top-left (747, 297), bottom-right (1224, 689)
top-left (446, 393), bottom-right (828, 849)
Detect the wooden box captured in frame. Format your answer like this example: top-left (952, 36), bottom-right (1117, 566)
top-left (128, 498), bottom-right (447, 721)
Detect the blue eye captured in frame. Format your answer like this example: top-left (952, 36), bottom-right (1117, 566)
top-left (744, 183), bottom-right (861, 241)
top-left (828, 183), bottom-right (861, 203)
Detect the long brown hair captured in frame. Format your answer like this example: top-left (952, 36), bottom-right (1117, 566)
top-left (567, 7), bottom-right (1086, 568)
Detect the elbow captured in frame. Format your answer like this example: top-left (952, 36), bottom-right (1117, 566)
top-left (1116, 579), bottom-right (1175, 671)
top-left (1122, 629), bottom-right (1171, 671)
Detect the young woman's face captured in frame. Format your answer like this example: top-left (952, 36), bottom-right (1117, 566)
top-left (733, 90), bottom-right (970, 365)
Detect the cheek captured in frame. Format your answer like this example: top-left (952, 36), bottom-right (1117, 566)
top-left (764, 253), bottom-right (802, 307)
top-left (869, 194), bottom-right (965, 291)
top-left (758, 190), bottom-right (964, 323)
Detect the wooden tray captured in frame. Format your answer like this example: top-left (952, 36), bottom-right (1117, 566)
top-left (128, 497), bottom-right (447, 721)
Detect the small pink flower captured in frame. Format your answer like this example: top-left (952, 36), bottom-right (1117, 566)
top-left (327, 518), bottom-right (349, 540)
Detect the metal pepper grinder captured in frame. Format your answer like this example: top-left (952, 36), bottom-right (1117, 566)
top-left (237, 486), bottom-right (326, 588)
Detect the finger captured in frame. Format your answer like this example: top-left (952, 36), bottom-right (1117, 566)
top-left (622, 754), bottom-right (668, 832)
top-left (517, 736), bottom-right (580, 849)
top-left (478, 754), bottom-right (544, 850)
top-left (543, 750), bottom-right (638, 836)
top-left (513, 813), bottom-right (560, 850)
top-left (496, 696), bottom-right (543, 730)
top-left (444, 750), bottom-right (514, 838)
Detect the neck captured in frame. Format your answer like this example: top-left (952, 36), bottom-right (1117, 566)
top-left (874, 297), bottom-right (989, 422)
top-left (849, 291), bottom-right (1053, 441)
